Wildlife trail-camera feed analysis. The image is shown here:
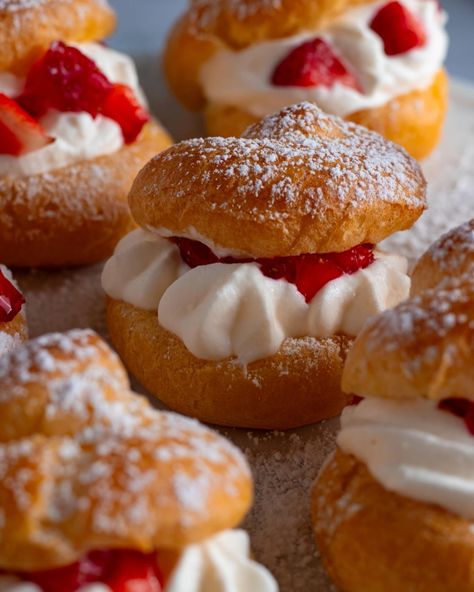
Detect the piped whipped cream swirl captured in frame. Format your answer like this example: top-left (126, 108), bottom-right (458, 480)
top-left (200, 0), bottom-right (448, 118)
top-left (0, 43), bottom-right (147, 177)
top-left (0, 531), bottom-right (277, 592)
top-left (102, 229), bottom-right (410, 363)
top-left (338, 397), bottom-right (474, 519)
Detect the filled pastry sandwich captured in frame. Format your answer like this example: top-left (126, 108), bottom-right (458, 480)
top-left (0, 329), bottom-right (278, 591)
top-left (0, 265), bottom-right (26, 356)
top-left (103, 102), bottom-right (426, 429)
top-left (0, 0), bottom-right (171, 267)
top-left (313, 272), bottom-right (474, 592)
top-left (164, 0), bottom-right (448, 158)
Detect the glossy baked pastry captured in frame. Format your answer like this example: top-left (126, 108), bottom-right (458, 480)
top-left (164, 0), bottom-right (448, 158)
top-left (313, 275), bottom-right (474, 592)
top-left (102, 102), bottom-right (426, 429)
top-left (0, 0), bottom-right (172, 267)
top-left (411, 218), bottom-right (474, 295)
top-left (0, 329), bottom-right (278, 591)
top-left (0, 265), bottom-right (27, 355)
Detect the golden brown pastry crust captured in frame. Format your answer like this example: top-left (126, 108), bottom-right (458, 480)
top-left (164, 0), bottom-right (374, 110)
top-left (205, 69), bottom-right (448, 160)
top-left (0, 311), bottom-right (27, 355)
top-left (412, 218), bottom-right (474, 295)
top-left (342, 276), bottom-right (474, 402)
top-left (0, 329), bottom-right (252, 570)
top-left (0, 0), bottom-right (116, 74)
top-left (130, 103), bottom-right (426, 257)
top-left (0, 121), bottom-right (172, 268)
top-left (312, 449), bottom-right (474, 592)
top-left (106, 297), bottom-right (353, 430)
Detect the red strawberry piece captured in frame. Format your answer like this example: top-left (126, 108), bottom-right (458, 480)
top-left (271, 37), bottom-right (361, 90)
top-left (102, 83), bottom-right (150, 144)
top-left (294, 257), bottom-right (343, 303)
top-left (330, 244), bottom-right (375, 274)
top-left (0, 269), bottom-right (25, 323)
top-left (18, 41), bottom-right (113, 118)
top-left (370, 1), bottom-right (427, 56)
top-left (172, 236), bottom-right (220, 267)
top-left (104, 550), bottom-right (163, 592)
top-left (439, 398), bottom-right (474, 436)
top-left (0, 93), bottom-right (52, 156)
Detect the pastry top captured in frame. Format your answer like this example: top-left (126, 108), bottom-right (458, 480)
top-left (0, 329), bottom-right (252, 571)
top-left (411, 219), bottom-right (474, 295)
top-left (129, 103), bottom-right (426, 257)
top-left (164, 0), bottom-right (373, 108)
top-left (342, 275), bottom-right (474, 402)
top-left (0, 0), bottom-right (116, 73)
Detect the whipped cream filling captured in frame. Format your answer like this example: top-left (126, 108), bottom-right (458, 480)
top-left (338, 398), bottom-right (474, 519)
top-left (200, 0), bottom-right (448, 118)
top-left (0, 531), bottom-right (277, 592)
top-left (0, 43), bottom-right (147, 177)
top-left (102, 229), bottom-right (410, 363)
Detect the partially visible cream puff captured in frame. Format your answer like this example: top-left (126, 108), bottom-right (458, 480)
top-left (411, 219), bottom-right (474, 295)
top-left (313, 275), bottom-right (474, 592)
top-left (0, 0), bottom-right (172, 267)
top-left (103, 102), bottom-right (426, 429)
top-left (164, 0), bottom-right (448, 158)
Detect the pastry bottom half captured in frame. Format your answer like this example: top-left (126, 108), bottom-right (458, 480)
top-left (312, 448), bottom-right (474, 592)
top-left (0, 121), bottom-right (171, 268)
top-left (205, 69), bottom-right (448, 160)
top-left (106, 298), bottom-right (352, 430)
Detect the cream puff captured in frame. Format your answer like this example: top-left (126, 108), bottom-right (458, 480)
top-left (0, 0), bottom-right (172, 268)
top-left (312, 275), bottom-right (474, 592)
top-left (0, 329), bottom-right (278, 591)
top-left (164, 0), bottom-right (448, 159)
top-left (0, 265), bottom-right (27, 355)
top-left (102, 102), bottom-right (426, 429)
top-left (411, 218), bottom-right (474, 295)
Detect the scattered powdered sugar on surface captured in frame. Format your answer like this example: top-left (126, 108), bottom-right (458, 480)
top-left (12, 80), bottom-right (474, 591)
top-left (0, 0), bottom-right (48, 11)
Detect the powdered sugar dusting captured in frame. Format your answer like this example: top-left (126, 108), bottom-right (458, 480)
top-left (154, 103), bottom-right (424, 227)
top-left (0, 0), bottom-right (48, 11)
top-left (0, 330), bottom-right (250, 551)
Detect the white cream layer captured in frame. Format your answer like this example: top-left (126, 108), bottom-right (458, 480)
top-left (0, 530), bottom-right (278, 592)
top-left (0, 43), bottom-right (146, 177)
top-left (200, 0), bottom-right (448, 118)
top-left (338, 398), bottom-right (474, 519)
top-left (102, 229), bottom-right (410, 363)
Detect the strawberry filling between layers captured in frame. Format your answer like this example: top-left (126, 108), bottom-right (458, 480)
top-left (439, 399), bottom-right (474, 436)
top-left (0, 42), bottom-right (149, 156)
top-left (271, 0), bottom-right (429, 89)
top-left (0, 269), bottom-right (24, 323)
top-left (171, 237), bottom-right (375, 303)
top-left (0, 549), bottom-right (164, 592)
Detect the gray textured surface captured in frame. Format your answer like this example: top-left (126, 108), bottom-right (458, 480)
top-left (109, 0), bottom-right (474, 81)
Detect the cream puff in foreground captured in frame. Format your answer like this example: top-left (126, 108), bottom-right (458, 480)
top-left (411, 218), bottom-right (474, 295)
top-left (0, 265), bottom-right (27, 355)
top-left (0, 0), bottom-right (171, 268)
top-left (103, 102), bottom-right (426, 429)
top-left (0, 329), bottom-right (277, 592)
top-left (164, 0), bottom-right (448, 158)
top-left (313, 276), bottom-right (474, 592)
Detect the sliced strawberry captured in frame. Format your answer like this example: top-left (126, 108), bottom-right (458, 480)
top-left (103, 550), bottom-right (163, 592)
top-left (370, 1), bottom-right (427, 56)
top-left (0, 269), bottom-right (25, 323)
top-left (271, 38), bottom-right (360, 90)
top-left (294, 257), bottom-right (343, 303)
top-left (102, 83), bottom-right (149, 144)
top-left (0, 93), bottom-right (52, 156)
top-left (18, 41), bottom-right (113, 118)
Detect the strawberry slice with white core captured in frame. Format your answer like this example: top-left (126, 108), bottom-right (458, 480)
top-left (370, 1), bottom-right (427, 56)
top-left (271, 38), bottom-right (361, 90)
top-left (0, 93), bottom-right (53, 156)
